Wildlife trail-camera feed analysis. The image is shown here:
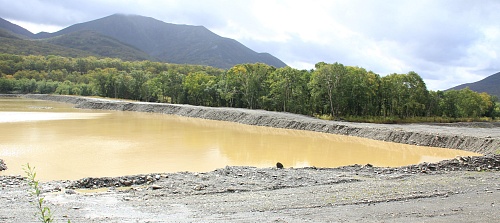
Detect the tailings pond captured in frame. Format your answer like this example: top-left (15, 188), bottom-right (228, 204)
top-left (0, 97), bottom-right (480, 180)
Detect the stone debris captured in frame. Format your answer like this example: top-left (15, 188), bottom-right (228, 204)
top-left (404, 154), bottom-right (500, 172)
top-left (339, 154), bottom-right (500, 174)
top-left (52, 155), bottom-right (499, 194)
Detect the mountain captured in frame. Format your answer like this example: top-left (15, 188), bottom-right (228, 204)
top-left (0, 34), bottom-right (96, 58)
top-left (32, 14), bottom-right (287, 69)
top-left (0, 25), bottom-right (156, 61)
top-left (43, 30), bottom-right (156, 61)
top-left (0, 18), bottom-right (34, 38)
top-left (449, 72), bottom-right (500, 98)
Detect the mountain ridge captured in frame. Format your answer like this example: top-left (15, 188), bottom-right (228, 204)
top-left (448, 71), bottom-right (500, 98)
top-left (10, 14), bottom-right (286, 69)
top-left (0, 18), bottom-right (34, 38)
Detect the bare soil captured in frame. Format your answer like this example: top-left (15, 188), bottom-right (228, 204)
top-left (1, 94), bottom-right (499, 222)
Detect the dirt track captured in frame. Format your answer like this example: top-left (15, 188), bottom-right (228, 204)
top-left (1, 94), bottom-right (499, 222)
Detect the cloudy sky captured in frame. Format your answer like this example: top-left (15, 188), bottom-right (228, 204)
top-left (1, 0), bottom-right (499, 90)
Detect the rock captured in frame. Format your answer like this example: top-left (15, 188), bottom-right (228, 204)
top-left (276, 162), bottom-right (284, 169)
top-left (151, 185), bottom-right (163, 190)
top-left (65, 189), bottom-right (76, 195)
top-left (0, 159), bottom-right (7, 171)
top-left (122, 180), bottom-right (133, 186)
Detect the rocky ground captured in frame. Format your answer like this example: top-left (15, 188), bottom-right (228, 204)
top-left (1, 94), bottom-right (499, 222)
top-left (0, 155), bottom-right (499, 222)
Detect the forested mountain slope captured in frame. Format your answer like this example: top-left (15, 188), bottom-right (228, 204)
top-left (0, 17), bottom-right (34, 38)
top-left (44, 30), bottom-right (156, 61)
top-left (31, 14), bottom-right (286, 68)
top-left (449, 72), bottom-right (500, 98)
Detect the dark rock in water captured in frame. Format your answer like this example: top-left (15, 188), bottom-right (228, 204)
top-left (0, 159), bottom-right (7, 171)
top-left (276, 162), bottom-right (284, 169)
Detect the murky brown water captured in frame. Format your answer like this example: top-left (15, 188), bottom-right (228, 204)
top-left (0, 97), bottom-right (480, 180)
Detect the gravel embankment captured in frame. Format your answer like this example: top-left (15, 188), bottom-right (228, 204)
top-left (22, 94), bottom-right (500, 155)
top-left (1, 155), bottom-right (498, 222)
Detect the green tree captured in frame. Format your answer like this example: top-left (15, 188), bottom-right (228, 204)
top-left (182, 71), bottom-right (216, 106)
top-left (267, 66), bottom-right (310, 114)
top-left (239, 63), bottom-right (274, 109)
top-left (149, 71), bottom-right (184, 103)
top-left (36, 80), bottom-right (59, 94)
top-left (310, 62), bottom-right (347, 116)
top-left (380, 71), bottom-right (428, 118)
top-left (217, 69), bottom-right (241, 107)
top-left (479, 92), bottom-right (496, 117)
top-left (90, 68), bottom-right (120, 98)
top-left (0, 77), bottom-right (15, 93)
top-left (15, 78), bottom-right (37, 93)
top-left (129, 70), bottom-right (150, 101)
top-left (343, 66), bottom-right (380, 116)
top-left (163, 71), bottom-right (184, 104)
top-left (427, 90), bottom-right (444, 117)
top-left (441, 89), bottom-right (460, 118)
top-left (223, 63), bottom-right (274, 109)
top-left (402, 71), bottom-right (429, 117)
top-left (456, 87), bottom-right (484, 118)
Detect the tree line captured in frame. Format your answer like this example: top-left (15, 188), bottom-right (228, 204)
top-left (0, 53), bottom-right (498, 122)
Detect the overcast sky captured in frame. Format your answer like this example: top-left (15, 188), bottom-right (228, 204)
top-left (1, 0), bottom-right (499, 90)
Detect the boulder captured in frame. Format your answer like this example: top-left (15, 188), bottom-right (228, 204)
top-left (0, 159), bottom-right (7, 171)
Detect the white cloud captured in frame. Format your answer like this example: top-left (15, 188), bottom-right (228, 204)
top-left (7, 19), bottom-right (63, 34)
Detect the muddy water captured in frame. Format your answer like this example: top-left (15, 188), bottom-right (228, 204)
top-left (0, 97), bottom-right (480, 180)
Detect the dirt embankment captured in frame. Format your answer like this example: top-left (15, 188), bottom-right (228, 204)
top-left (22, 94), bottom-right (500, 155)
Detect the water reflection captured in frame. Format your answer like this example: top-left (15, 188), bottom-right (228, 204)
top-left (0, 112), bottom-right (109, 123)
top-left (0, 97), bottom-right (480, 180)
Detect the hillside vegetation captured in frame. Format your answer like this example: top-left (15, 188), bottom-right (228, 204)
top-left (44, 30), bottom-right (156, 61)
top-left (0, 35), bottom-right (96, 58)
top-left (0, 53), bottom-right (498, 123)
